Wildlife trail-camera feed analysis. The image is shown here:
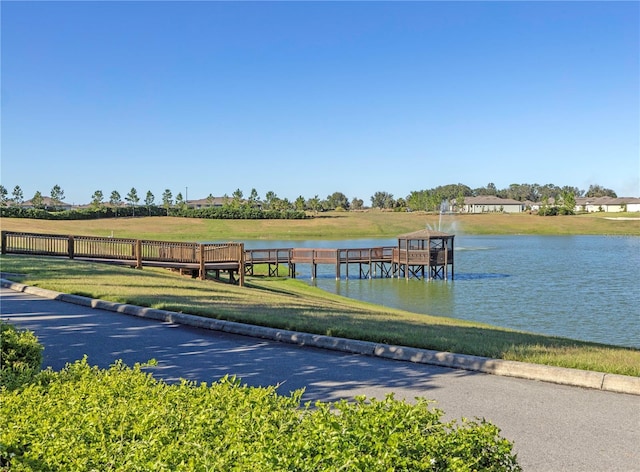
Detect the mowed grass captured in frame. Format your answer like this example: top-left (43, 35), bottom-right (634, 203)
top-left (1, 210), bottom-right (639, 241)
top-left (1, 254), bottom-right (639, 376)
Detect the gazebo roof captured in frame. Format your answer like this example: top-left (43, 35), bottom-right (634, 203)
top-left (397, 229), bottom-right (453, 239)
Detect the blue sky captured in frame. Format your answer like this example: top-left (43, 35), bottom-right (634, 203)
top-left (2, 1), bottom-right (638, 205)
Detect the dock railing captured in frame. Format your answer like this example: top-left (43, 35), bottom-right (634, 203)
top-left (1, 231), bottom-right (245, 285)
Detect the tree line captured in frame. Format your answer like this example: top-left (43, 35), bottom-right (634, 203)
top-left (0, 182), bottom-right (620, 216)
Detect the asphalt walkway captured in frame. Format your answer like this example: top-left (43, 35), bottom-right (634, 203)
top-left (1, 283), bottom-right (639, 471)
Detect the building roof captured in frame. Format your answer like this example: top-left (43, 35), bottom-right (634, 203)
top-left (576, 196), bottom-right (640, 205)
top-left (398, 229), bottom-right (453, 239)
top-left (463, 196), bottom-right (524, 206)
top-left (186, 197), bottom-right (228, 206)
top-left (21, 197), bottom-right (72, 208)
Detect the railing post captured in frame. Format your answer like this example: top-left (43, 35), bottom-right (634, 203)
top-left (1, 231), bottom-right (6, 255)
top-left (199, 244), bottom-right (205, 280)
top-left (68, 235), bottom-right (75, 259)
top-left (135, 240), bottom-right (142, 269)
top-left (238, 243), bottom-right (245, 287)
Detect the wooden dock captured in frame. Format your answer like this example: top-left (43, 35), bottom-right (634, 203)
top-left (1, 229), bottom-right (454, 284)
top-left (244, 247), bottom-right (395, 279)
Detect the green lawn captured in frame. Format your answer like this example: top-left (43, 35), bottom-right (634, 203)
top-left (2, 210), bottom-right (639, 241)
top-left (2, 253), bottom-right (638, 376)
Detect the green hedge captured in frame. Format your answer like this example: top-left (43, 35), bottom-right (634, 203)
top-left (1, 358), bottom-right (520, 471)
top-left (178, 206), bottom-right (306, 219)
top-left (0, 322), bottom-right (43, 391)
top-left (0, 205), bottom-right (306, 220)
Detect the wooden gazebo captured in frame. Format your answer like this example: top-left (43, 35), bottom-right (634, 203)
top-left (393, 229), bottom-right (454, 280)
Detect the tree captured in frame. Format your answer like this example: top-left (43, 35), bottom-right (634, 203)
top-left (455, 188), bottom-right (465, 212)
top-left (585, 184), bottom-right (617, 198)
top-left (295, 195), bottom-right (306, 212)
top-left (125, 188), bottom-right (140, 216)
top-left (307, 195), bottom-right (321, 214)
top-left (11, 186), bottom-right (24, 206)
top-left (175, 192), bottom-right (185, 210)
top-left (371, 191), bottom-right (395, 209)
top-left (145, 191), bottom-right (155, 215)
top-left (474, 182), bottom-right (497, 196)
top-left (31, 191), bottom-right (45, 210)
top-left (264, 191), bottom-right (277, 210)
top-left (406, 190), bottom-right (429, 212)
top-left (326, 192), bottom-right (349, 210)
top-left (561, 186), bottom-right (583, 198)
top-left (110, 190), bottom-right (122, 217)
top-left (50, 185), bottom-right (65, 210)
top-left (538, 183), bottom-right (562, 201)
top-left (248, 188), bottom-right (260, 206)
top-left (0, 185), bottom-right (7, 207)
top-left (351, 197), bottom-right (364, 210)
top-left (282, 198), bottom-right (293, 211)
top-left (232, 189), bottom-right (243, 207)
top-left (559, 190), bottom-right (576, 215)
top-left (91, 190), bottom-right (104, 209)
top-left (162, 189), bottom-right (173, 215)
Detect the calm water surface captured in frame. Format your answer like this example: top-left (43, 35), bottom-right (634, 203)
top-left (242, 236), bottom-right (639, 348)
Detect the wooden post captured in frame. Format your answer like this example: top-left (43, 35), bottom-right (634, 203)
top-left (135, 240), bottom-right (142, 269)
top-left (238, 243), bottom-right (245, 287)
top-left (68, 235), bottom-right (75, 259)
top-left (405, 243), bottom-right (409, 280)
top-left (1, 231), bottom-right (6, 255)
top-left (444, 240), bottom-right (448, 280)
top-left (451, 236), bottom-right (455, 280)
top-left (427, 237), bottom-right (431, 280)
top-left (336, 249), bottom-right (340, 280)
top-left (345, 250), bottom-right (349, 279)
top-left (199, 244), bottom-right (205, 280)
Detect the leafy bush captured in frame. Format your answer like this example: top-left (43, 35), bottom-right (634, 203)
top-left (537, 206), bottom-right (558, 216)
top-left (182, 206), bottom-right (307, 220)
top-left (0, 206), bottom-right (167, 220)
top-left (1, 358), bottom-right (520, 471)
top-left (0, 322), bottom-right (43, 391)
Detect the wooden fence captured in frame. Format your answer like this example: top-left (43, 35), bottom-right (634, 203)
top-left (1, 231), bottom-right (245, 286)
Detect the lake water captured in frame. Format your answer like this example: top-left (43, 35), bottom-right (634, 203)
top-left (241, 236), bottom-right (640, 348)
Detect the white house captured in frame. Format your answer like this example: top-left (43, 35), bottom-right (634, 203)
top-left (460, 196), bottom-right (524, 213)
top-left (575, 196), bottom-right (640, 213)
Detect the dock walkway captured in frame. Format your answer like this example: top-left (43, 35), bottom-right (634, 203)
top-left (1, 230), bottom-right (455, 284)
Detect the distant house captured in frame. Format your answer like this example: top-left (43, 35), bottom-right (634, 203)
top-left (186, 197), bottom-right (228, 209)
top-left (575, 196), bottom-right (640, 213)
top-left (460, 196), bottom-right (524, 214)
top-left (21, 196), bottom-right (73, 211)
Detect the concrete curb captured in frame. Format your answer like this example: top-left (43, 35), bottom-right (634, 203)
top-left (3, 278), bottom-right (639, 396)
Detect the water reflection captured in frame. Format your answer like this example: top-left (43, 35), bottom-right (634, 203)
top-left (454, 273), bottom-right (511, 280)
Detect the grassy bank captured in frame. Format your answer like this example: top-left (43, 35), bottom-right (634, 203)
top-left (1, 254), bottom-right (638, 376)
top-left (1, 210), bottom-right (639, 241)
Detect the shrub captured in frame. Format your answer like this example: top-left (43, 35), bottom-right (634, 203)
top-left (1, 358), bottom-right (521, 471)
top-left (0, 322), bottom-right (43, 391)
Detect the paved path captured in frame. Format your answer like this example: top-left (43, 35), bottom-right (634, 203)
top-left (1, 286), bottom-right (639, 471)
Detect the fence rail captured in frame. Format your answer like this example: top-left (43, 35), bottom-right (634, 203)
top-left (1, 231), bottom-right (245, 285)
